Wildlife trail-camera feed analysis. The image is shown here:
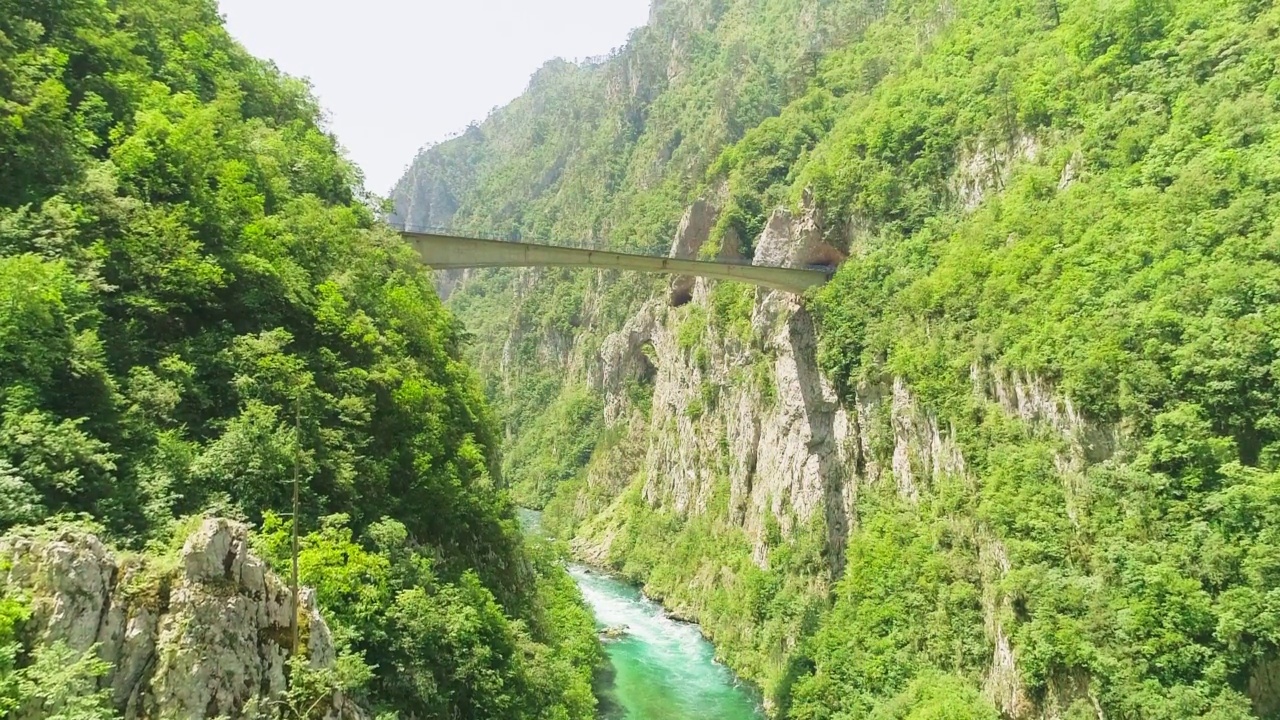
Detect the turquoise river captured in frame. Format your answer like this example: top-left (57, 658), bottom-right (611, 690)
top-left (518, 510), bottom-right (764, 720)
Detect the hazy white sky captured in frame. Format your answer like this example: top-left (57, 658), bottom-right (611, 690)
top-left (219, 0), bottom-right (651, 193)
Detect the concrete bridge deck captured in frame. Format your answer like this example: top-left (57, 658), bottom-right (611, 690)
top-left (400, 231), bottom-right (832, 294)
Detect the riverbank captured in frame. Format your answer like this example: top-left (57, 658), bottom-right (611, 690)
top-left (517, 509), bottom-right (764, 719)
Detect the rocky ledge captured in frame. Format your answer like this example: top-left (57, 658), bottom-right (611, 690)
top-left (1, 518), bottom-right (363, 719)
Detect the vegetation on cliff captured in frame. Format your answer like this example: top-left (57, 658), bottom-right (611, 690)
top-left (0, 0), bottom-right (599, 716)
top-left (789, 0), bottom-right (1280, 714)
top-left (395, 0), bottom-right (1280, 716)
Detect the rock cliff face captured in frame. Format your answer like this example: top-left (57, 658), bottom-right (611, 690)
top-left (479, 194), bottom-right (1123, 719)
top-left (1, 518), bottom-right (362, 720)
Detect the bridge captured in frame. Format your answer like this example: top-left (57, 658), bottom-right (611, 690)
top-left (397, 230), bottom-right (833, 294)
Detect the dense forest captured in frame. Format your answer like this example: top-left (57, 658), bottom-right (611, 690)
top-left (394, 0), bottom-right (1280, 718)
top-left (0, 0), bottom-right (600, 717)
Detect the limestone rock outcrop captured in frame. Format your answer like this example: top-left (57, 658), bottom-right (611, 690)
top-left (1, 518), bottom-right (363, 720)
top-left (668, 200), bottom-right (717, 305)
top-left (753, 200), bottom-right (846, 270)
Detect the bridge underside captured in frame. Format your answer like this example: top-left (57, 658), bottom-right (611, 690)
top-left (401, 232), bottom-right (831, 294)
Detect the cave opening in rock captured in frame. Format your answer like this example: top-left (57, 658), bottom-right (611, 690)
top-left (669, 279), bottom-right (694, 307)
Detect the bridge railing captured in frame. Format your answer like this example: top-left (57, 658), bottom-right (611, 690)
top-left (388, 221), bottom-right (611, 251)
top-left (388, 221), bottom-right (771, 269)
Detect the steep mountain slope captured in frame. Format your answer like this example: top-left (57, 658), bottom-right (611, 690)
top-left (0, 0), bottom-right (599, 716)
top-left (393, 0), bottom-right (1280, 717)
